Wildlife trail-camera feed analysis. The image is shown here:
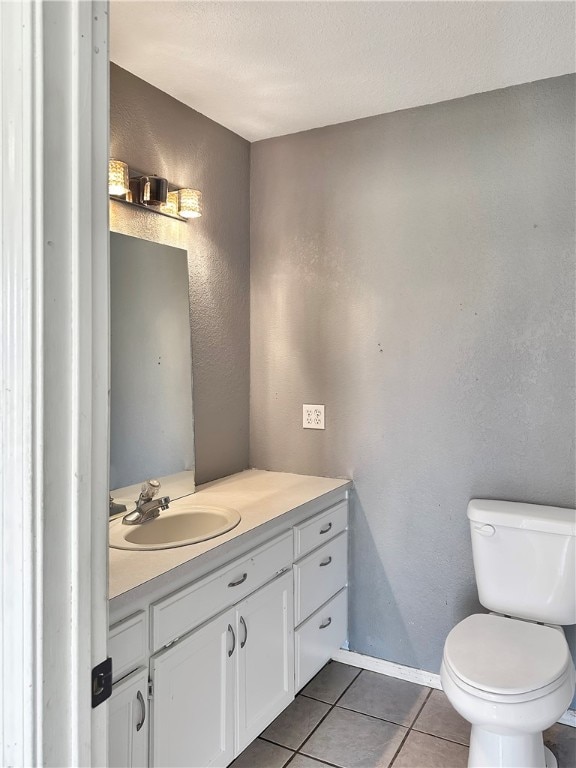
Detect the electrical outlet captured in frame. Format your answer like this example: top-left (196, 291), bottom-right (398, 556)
top-left (303, 404), bottom-right (325, 430)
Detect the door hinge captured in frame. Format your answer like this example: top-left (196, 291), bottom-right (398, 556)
top-left (91, 657), bottom-right (113, 708)
top-left (148, 678), bottom-right (154, 699)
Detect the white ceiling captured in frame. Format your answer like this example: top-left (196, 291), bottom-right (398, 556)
top-left (110, 1), bottom-right (575, 142)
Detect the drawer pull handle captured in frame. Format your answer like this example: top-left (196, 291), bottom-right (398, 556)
top-left (320, 522), bottom-right (332, 535)
top-left (319, 617), bottom-right (332, 629)
top-left (228, 624), bottom-right (236, 657)
top-left (240, 615), bottom-right (248, 648)
top-left (320, 556), bottom-right (332, 567)
top-left (228, 573), bottom-right (248, 588)
top-left (136, 690), bottom-right (146, 732)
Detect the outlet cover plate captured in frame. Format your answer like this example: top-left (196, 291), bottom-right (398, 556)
top-left (303, 404), bottom-right (325, 430)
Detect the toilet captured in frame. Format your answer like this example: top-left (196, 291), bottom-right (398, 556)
top-left (441, 500), bottom-right (576, 768)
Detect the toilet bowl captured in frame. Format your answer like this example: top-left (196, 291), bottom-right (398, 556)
top-left (441, 614), bottom-right (575, 768)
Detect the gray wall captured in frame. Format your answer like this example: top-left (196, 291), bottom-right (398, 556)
top-left (250, 75), bottom-right (576, 693)
top-left (110, 64), bottom-right (250, 484)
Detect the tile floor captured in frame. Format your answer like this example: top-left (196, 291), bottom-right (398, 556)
top-left (231, 661), bottom-right (576, 768)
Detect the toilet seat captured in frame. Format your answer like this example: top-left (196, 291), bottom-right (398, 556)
top-left (443, 614), bottom-right (572, 703)
top-left (442, 653), bottom-right (571, 704)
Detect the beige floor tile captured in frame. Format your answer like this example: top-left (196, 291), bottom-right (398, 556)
top-left (301, 706), bottom-right (407, 768)
top-left (392, 730), bottom-right (468, 768)
top-left (413, 689), bottom-right (470, 746)
top-left (262, 695), bottom-right (330, 750)
top-left (230, 738), bottom-right (293, 768)
top-left (289, 755), bottom-right (333, 768)
top-left (338, 671), bottom-right (430, 727)
top-left (301, 661), bottom-right (361, 704)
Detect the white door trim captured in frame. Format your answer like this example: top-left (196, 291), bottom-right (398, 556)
top-left (332, 649), bottom-right (576, 728)
top-left (0, 4), bottom-right (38, 763)
top-left (0, 1), bottom-right (109, 765)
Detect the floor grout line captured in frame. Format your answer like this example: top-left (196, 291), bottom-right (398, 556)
top-left (291, 750), bottom-right (344, 768)
top-left (333, 702), bottom-right (422, 728)
top-left (280, 751), bottom-right (297, 768)
top-left (388, 688), bottom-right (434, 768)
top-left (259, 664), bottom-right (362, 756)
top-left (280, 748), bottom-right (299, 768)
top-left (258, 735), bottom-right (298, 750)
top-left (241, 662), bottom-right (575, 768)
top-left (296, 756), bottom-right (343, 768)
top-left (257, 707), bottom-right (473, 768)
top-left (247, 663), bottom-right (478, 768)
top-left (411, 725), bottom-right (470, 749)
top-left (295, 664), bottom-right (366, 761)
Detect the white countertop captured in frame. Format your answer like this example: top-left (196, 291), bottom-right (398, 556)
top-left (109, 469), bottom-right (351, 599)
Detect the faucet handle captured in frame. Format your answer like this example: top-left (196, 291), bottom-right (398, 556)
top-left (139, 479), bottom-right (161, 504)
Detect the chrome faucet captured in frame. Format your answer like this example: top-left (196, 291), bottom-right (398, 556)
top-left (122, 479), bottom-right (170, 525)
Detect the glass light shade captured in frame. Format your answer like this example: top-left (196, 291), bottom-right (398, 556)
top-left (108, 160), bottom-right (129, 196)
top-left (177, 188), bottom-right (202, 219)
top-left (160, 190), bottom-right (179, 217)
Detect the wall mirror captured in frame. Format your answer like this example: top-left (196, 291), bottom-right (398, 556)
top-left (109, 232), bottom-right (195, 500)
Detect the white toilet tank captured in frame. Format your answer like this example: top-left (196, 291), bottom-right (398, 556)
top-left (468, 499), bottom-right (576, 625)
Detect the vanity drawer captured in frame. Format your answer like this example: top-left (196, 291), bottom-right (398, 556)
top-left (151, 531), bottom-right (292, 651)
top-left (109, 611), bottom-right (148, 684)
top-left (295, 588), bottom-right (348, 691)
top-left (294, 500), bottom-right (348, 560)
top-left (294, 532), bottom-right (348, 625)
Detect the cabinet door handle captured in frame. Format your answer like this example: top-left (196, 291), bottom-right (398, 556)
top-left (228, 573), bottom-right (248, 588)
top-left (228, 624), bottom-right (236, 657)
top-left (320, 556), bottom-right (332, 567)
top-left (240, 615), bottom-right (248, 648)
top-left (136, 690), bottom-right (146, 732)
top-left (320, 522), bottom-right (332, 535)
top-left (319, 617), bottom-right (332, 629)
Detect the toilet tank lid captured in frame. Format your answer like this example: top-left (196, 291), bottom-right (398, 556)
top-left (467, 499), bottom-right (576, 536)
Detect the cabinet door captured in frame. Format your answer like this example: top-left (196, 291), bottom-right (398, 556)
top-left (108, 668), bottom-right (149, 768)
top-left (235, 571), bottom-right (294, 753)
top-left (150, 607), bottom-right (235, 768)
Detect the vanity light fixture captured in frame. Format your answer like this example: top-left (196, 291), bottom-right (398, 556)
top-left (108, 158), bottom-right (202, 222)
top-left (176, 188), bottom-right (202, 219)
top-left (140, 175), bottom-right (169, 206)
top-left (159, 190), bottom-right (179, 217)
top-left (108, 159), bottom-right (130, 196)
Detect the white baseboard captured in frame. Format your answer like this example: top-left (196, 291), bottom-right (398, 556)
top-left (332, 648), bottom-right (442, 689)
top-left (331, 649), bottom-right (575, 729)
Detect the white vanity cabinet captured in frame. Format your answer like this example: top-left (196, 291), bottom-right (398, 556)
top-left (150, 571), bottom-right (293, 767)
top-left (108, 612), bottom-right (149, 768)
top-left (150, 607), bottom-right (236, 768)
top-left (109, 668), bottom-right (149, 768)
top-left (293, 500), bottom-right (349, 691)
top-left (234, 571), bottom-right (294, 753)
top-left (108, 483), bottom-right (349, 768)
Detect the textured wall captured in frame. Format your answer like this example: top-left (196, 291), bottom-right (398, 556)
top-left (110, 64), bottom-right (250, 484)
top-left (250, 76), bottom-right (576, 693)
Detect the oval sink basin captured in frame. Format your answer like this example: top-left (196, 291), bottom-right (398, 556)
top-left (109, 502), bottom-right (241, 550)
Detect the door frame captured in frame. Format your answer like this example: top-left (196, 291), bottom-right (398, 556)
top-left (0, 1), bottom-right (109, 764)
